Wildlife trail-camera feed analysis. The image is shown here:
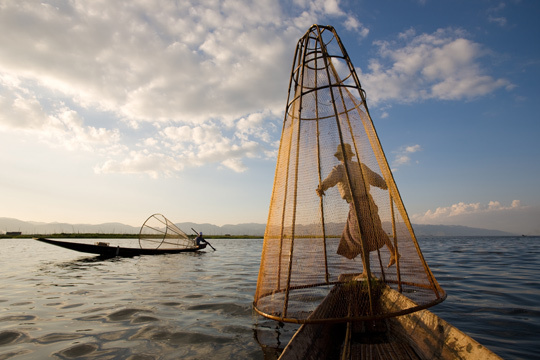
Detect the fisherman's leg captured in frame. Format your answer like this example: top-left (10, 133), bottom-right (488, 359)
top-left (386, 244), bottom-right (401, 268)
top-left (353, 259), bottom-right (369, 280)
top-left (382, 234), bottom-right (400, 268)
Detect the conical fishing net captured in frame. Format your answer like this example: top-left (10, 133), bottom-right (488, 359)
top-left (253, 25), bottom-right (445, 324)
top-left (138, 213), bottom-right (194, 249)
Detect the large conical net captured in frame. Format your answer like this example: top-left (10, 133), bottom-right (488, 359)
top-left (138, 213), bottom-right (194, 249)
top-left (253, 25), bottom-right (445, 324)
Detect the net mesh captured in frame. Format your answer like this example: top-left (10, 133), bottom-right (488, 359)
top-left (138, 213), bottom-right (194, 250)
top-left (253, 25), bottom-right (445, 324)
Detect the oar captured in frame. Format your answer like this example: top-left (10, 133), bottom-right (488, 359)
top-left (191, 228), bottom-right (216, 251)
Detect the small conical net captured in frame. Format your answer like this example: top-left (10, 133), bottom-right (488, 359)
top-left (138, 213), bottom-right (194, 249)
top-left (253, 25), bottom-right (445, 324)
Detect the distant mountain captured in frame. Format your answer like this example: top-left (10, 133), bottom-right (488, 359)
top-left (411, 224), bottom-right (514, 237)
top-left (179, 222), bottom-right (266, 236)
top-left (0, 217), bottom-right (266, 236)
top-left (0, 217), bottom-right (516, 237)
top-left (0, 217), bottom-right (140, 235)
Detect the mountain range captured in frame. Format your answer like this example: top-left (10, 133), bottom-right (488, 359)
top-left (0, 217), bottom-right (516, 237)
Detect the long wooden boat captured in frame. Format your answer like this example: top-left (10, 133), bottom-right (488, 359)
top-left (278, 282), bottom-right (502, 360)
top-left (34, 237), bottom-right (206, 257)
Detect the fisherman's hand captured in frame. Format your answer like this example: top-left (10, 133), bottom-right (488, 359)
top-left (316, 187), bottom-right (325, 197)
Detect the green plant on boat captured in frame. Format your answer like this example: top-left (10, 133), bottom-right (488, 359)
top-left (342, 276), bottom-right (386, 301)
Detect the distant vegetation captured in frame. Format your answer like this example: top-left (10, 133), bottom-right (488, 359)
top-left (0, 233), bottom-right (262, 239)
top-left (1, 216), bottom-right (518, 238)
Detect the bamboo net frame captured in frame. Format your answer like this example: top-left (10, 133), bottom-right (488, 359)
top-left (253, 25), bottom-right (446, 324)
top-left (138, 213), bottom-right (194, 250)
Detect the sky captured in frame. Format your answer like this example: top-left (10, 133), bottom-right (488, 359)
top-left (1, 0), bottom-right (539, 235)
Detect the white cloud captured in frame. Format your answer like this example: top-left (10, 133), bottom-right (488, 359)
top-left (0, 0), bottom-right (365, 177)
top-left (359, 28), bottom-right (513, 105)
top-left (488, 16), bottom-right (507, 27)
top-left (235, 111), bottom-right (276, 143)
top-left (0, 92), bottom-right (45, 129)
top-left (221, 158), bottom-right (248, 173)
top-left (411, 200), bottom-right (540, 235)
top-left (290, 0), bottom-right (368, 36)
top-left (141, 137), bottom-right (158, 148)
top-left (48, 108), bottom-right (121, 151)
top-left (0, 0), bottom-right (366, 126)
top-left (392, 144), bottom-right (422, 167)
top-left (0, 84), bottom-right (120, 152)
top-left (405, 144), bottom-right (421, 153)
top-left (487, 2), bottom-right (508, 27)
top-left (412, 200), bottom-right (522, 222)
top-left (1, 1), bottom-right (283, 126)
top-left (102, 122), bottom-right (266, 176)
top-left (94, 151), bottom-right (183, 179)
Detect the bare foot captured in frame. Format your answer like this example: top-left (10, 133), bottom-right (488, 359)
top-left (387, 253), bottom-right (400, 268)
top-left (353, 273), bottom-right (367, 281)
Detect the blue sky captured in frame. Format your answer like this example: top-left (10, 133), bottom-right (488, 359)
top-left (1, 0), bottom-right (539, 234)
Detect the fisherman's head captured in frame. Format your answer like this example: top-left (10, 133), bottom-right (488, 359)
top-left (334, 143), bottom-right (355, 161)
top-left (199, 232), bottom-right (203, 236)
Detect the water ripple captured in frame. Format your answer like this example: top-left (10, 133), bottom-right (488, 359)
top-left (0, 237), bottom-right (538, 359)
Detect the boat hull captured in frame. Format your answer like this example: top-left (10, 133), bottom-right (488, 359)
top-left (278, 283), bottom-right (501, 360)
top-left (35, 238), bottom-right (205, 257)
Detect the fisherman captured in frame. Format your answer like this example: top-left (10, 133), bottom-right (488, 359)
top-left (195, 232), bottom-right (206, 247)
top-left (316, 143), bottom-right (399, 278)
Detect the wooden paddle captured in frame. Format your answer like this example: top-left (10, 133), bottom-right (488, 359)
top-left (191, 228), bottom-right (216, 251)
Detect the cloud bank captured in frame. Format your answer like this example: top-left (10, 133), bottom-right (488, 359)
top-left (0, 0), bottom-right (370, 175)
top-left (411, 200), bottom-right (539, 235)
top-left (413, 200), bottom-right (522, 221)
top-left (0, 1), bottom-right (511, 177)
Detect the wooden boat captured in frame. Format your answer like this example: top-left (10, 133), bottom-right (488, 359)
top-left (278, 282), bottom-right (502, 360)
top-left (34, 237), bottom-right (206, 257)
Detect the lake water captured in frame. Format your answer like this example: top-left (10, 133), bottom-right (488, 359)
top-left (0, 237), bottom-right (539, 359)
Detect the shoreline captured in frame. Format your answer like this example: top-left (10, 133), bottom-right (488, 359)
top-left (0, 233), bottom-right (263, 239)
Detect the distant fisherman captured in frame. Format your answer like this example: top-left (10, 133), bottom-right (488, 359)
top-left (195, 232), bottom-right (206, 247)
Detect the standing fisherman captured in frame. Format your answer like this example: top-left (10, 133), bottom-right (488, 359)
top-left (316, 143), bottom-right (399, 278)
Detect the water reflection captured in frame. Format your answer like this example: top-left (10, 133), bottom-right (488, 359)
top-left (252, 320), bottom-right (299, 360)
